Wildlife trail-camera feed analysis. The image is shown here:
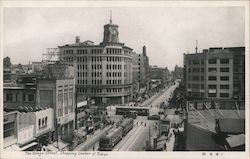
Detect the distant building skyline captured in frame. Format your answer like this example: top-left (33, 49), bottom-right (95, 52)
top-left (3, 7), bottom-right (245, 70)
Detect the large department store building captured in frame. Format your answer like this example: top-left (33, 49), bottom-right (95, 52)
top-left (58, 19), bottom-right (133, 105)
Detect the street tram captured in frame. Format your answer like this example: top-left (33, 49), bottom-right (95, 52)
top-left (99, 127), bottom-right (123, 151)
top-left (99, 118), bottom-right (134, 151)
top-left (115, 106), bottom-right (149, 116)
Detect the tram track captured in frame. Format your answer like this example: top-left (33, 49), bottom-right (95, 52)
top-left (113, 117), bottom-right (146, 151)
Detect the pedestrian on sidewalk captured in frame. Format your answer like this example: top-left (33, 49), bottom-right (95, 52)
top-left (93, 146), bottom-right (95, 151)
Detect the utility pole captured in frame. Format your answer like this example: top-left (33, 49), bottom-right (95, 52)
top-left (75, 89), bottom-right (78, 130)
top-left (148, 125), bottom-right (151, 148)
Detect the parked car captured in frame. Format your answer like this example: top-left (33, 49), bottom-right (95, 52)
top-left (148, 114), bottom-right (160, 120)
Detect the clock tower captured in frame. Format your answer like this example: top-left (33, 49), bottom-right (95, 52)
top-left (102, 12), bottom-right (119, 44)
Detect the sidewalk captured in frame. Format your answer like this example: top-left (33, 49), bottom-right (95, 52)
top-left (74, 125), bottom-right (113, 151)
top-left (165, 128), bottom-right (175, 151)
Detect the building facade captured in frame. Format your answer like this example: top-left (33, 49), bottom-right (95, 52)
top-left (132, 46), bottom-right (150, 92)
top-left (183, 47), bottom-right (245, 100)
top-left (148, 65), bottom-right (170, 88)
top-left (173, 65), bottom-right (183, 81)
top-left (58, 19), bottom-right (133, 105)
top-left (3, 75), bottom-right (38, 111)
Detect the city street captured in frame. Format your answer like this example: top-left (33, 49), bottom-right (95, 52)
top-left (81, 82), bottom-right (179, 151)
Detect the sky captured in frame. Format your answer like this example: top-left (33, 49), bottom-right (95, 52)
top-left (3, 7), bottom-right (245, 71)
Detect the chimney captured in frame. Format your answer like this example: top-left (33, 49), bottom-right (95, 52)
top-left (143, 45), bottom-right (146, 56)
top-left (76, 36), bottom-right (80, 43)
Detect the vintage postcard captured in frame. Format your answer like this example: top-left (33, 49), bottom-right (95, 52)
top-left (0, 1), bottom-right (249, 159)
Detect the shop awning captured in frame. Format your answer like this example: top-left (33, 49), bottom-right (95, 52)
top-left (20, 142), bottom-right (38, 151)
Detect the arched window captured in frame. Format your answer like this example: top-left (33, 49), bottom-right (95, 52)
top-left (38, 119), bottom-right (41, 127)
top-left (42, 118), bottom-right (44, 126)
top-left (45, 117), bottom-right (48, 126)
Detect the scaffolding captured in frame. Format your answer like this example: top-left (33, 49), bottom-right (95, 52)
top-left (42, 48), bottom-right (60, 64)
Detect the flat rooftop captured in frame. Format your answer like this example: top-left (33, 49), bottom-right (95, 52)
top-left (188, 109), bottom-right (245, 133)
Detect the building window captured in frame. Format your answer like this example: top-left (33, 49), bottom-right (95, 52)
top-left (201, 68), bottom-right (204, 72)
top-left (192, 68), bottom-right (197, 72)
top-left (64, 90), bottom-right (68, 115)
top-left (193, 76), bottom-right (199, 81)
top-left (220, 59), bottom-right (229, 64)
top-left (220, 85), bottom-right (229, 89)
top-left (193, 60), bottom-right (200, 65)
top-left (200, 76), bottom-right (204, 81)
top-left (208, 58), bottom-right (217, 64)
top-left (208, 85), bottom-right (216, 89)
top-left (28, 94), bottom-right (35, 102)
top-left (220, 93), bottom-right (229, 98)
top-left (220, 68), bottom-right (229, 72)
top-left (220, 76), bottom-right (229, 81)
top-left (208, 76), bottom-right (217, 81)
top-left (4, 122), bottom-right (14, 138)
top-left (208, 68), bottom-right (217, 72)
top-left (6, 93), bottom-right (13, 101)
top-left (38, 119), bottom-right (41, 127)
top-left (69, 88), bottom-right (73, 113)
top-left (192, 84), bottom-right (199, 89)
top-left (201, 60), bottom-right (204, 64)
top-left (208, 93), bottom-right (217, 97)
top-left (201, 84), bottom-right (204, 89)
top-left (188, 68), bottom-right (191, 73)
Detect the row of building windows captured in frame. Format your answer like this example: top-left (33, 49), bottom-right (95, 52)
top-left (77, 65), bottom-right (88, 70)
top-left (91, 49), bottom-right (102, 54)
top-left (188, 76), bottom-right (230, 81)
top-left (63, 50), bottom-right (73, 54)
top-left (208, 58), bottom-right (230, 64)
top-left (63, 57), bottom-right (73, 62)
top-left (78, 80), bottom-right (88, 84)
top-left (106, 80), bottom-right (122, 85)
top-left (91, 88), bottom-right (102, 93)
top-left (208, 76), bottom-right (229, 81)
top-left (208, 67), bottom-right (230, 72)
top-left (38, 117), bottom-right (48, 129)
top-left (106, 72), bottom-right (122, 77)
top-left (188, 76), bottom-right (204, 81)
top-left (188, 58), bottom-right (230, 65)
top-left (188, 84), bottom-right (204, 89)
top-left (5, 93), bottom-right (35, 102)
top-left (92, 65), bottom-right (102, 70)
top-left (107, 88), bottom-right (122, 93)
top-left (208, 93), bottom-right (229, 98)
top-left (77, 88), bottom-right (125, 93)
top-left (107, 56), bottom-right (122, 62)
top-left (106, 65), bottom-right (122, 70)
top-left (106, 48), bottom-right (122, 54)
top-left (91, 56), bottom-right (102, 62)
top-left (77, 57), bottom-right (88, 62)
top-left (188, 67), bottom-right (204, 73)
top-left (91, 72), bottom-right (102, 77)
top-left (92, 80), bottom-right (102, 85)
top-left (77, 49), bottom-right (87, 54)
top-left (78, 72), bottom-right (87, 77)
top-left (78, 88), bottom-right (88, 93)
top-left (208, 84), bottom-right (230, 89)
top-left (188, 59), bottom-right (205, 65)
